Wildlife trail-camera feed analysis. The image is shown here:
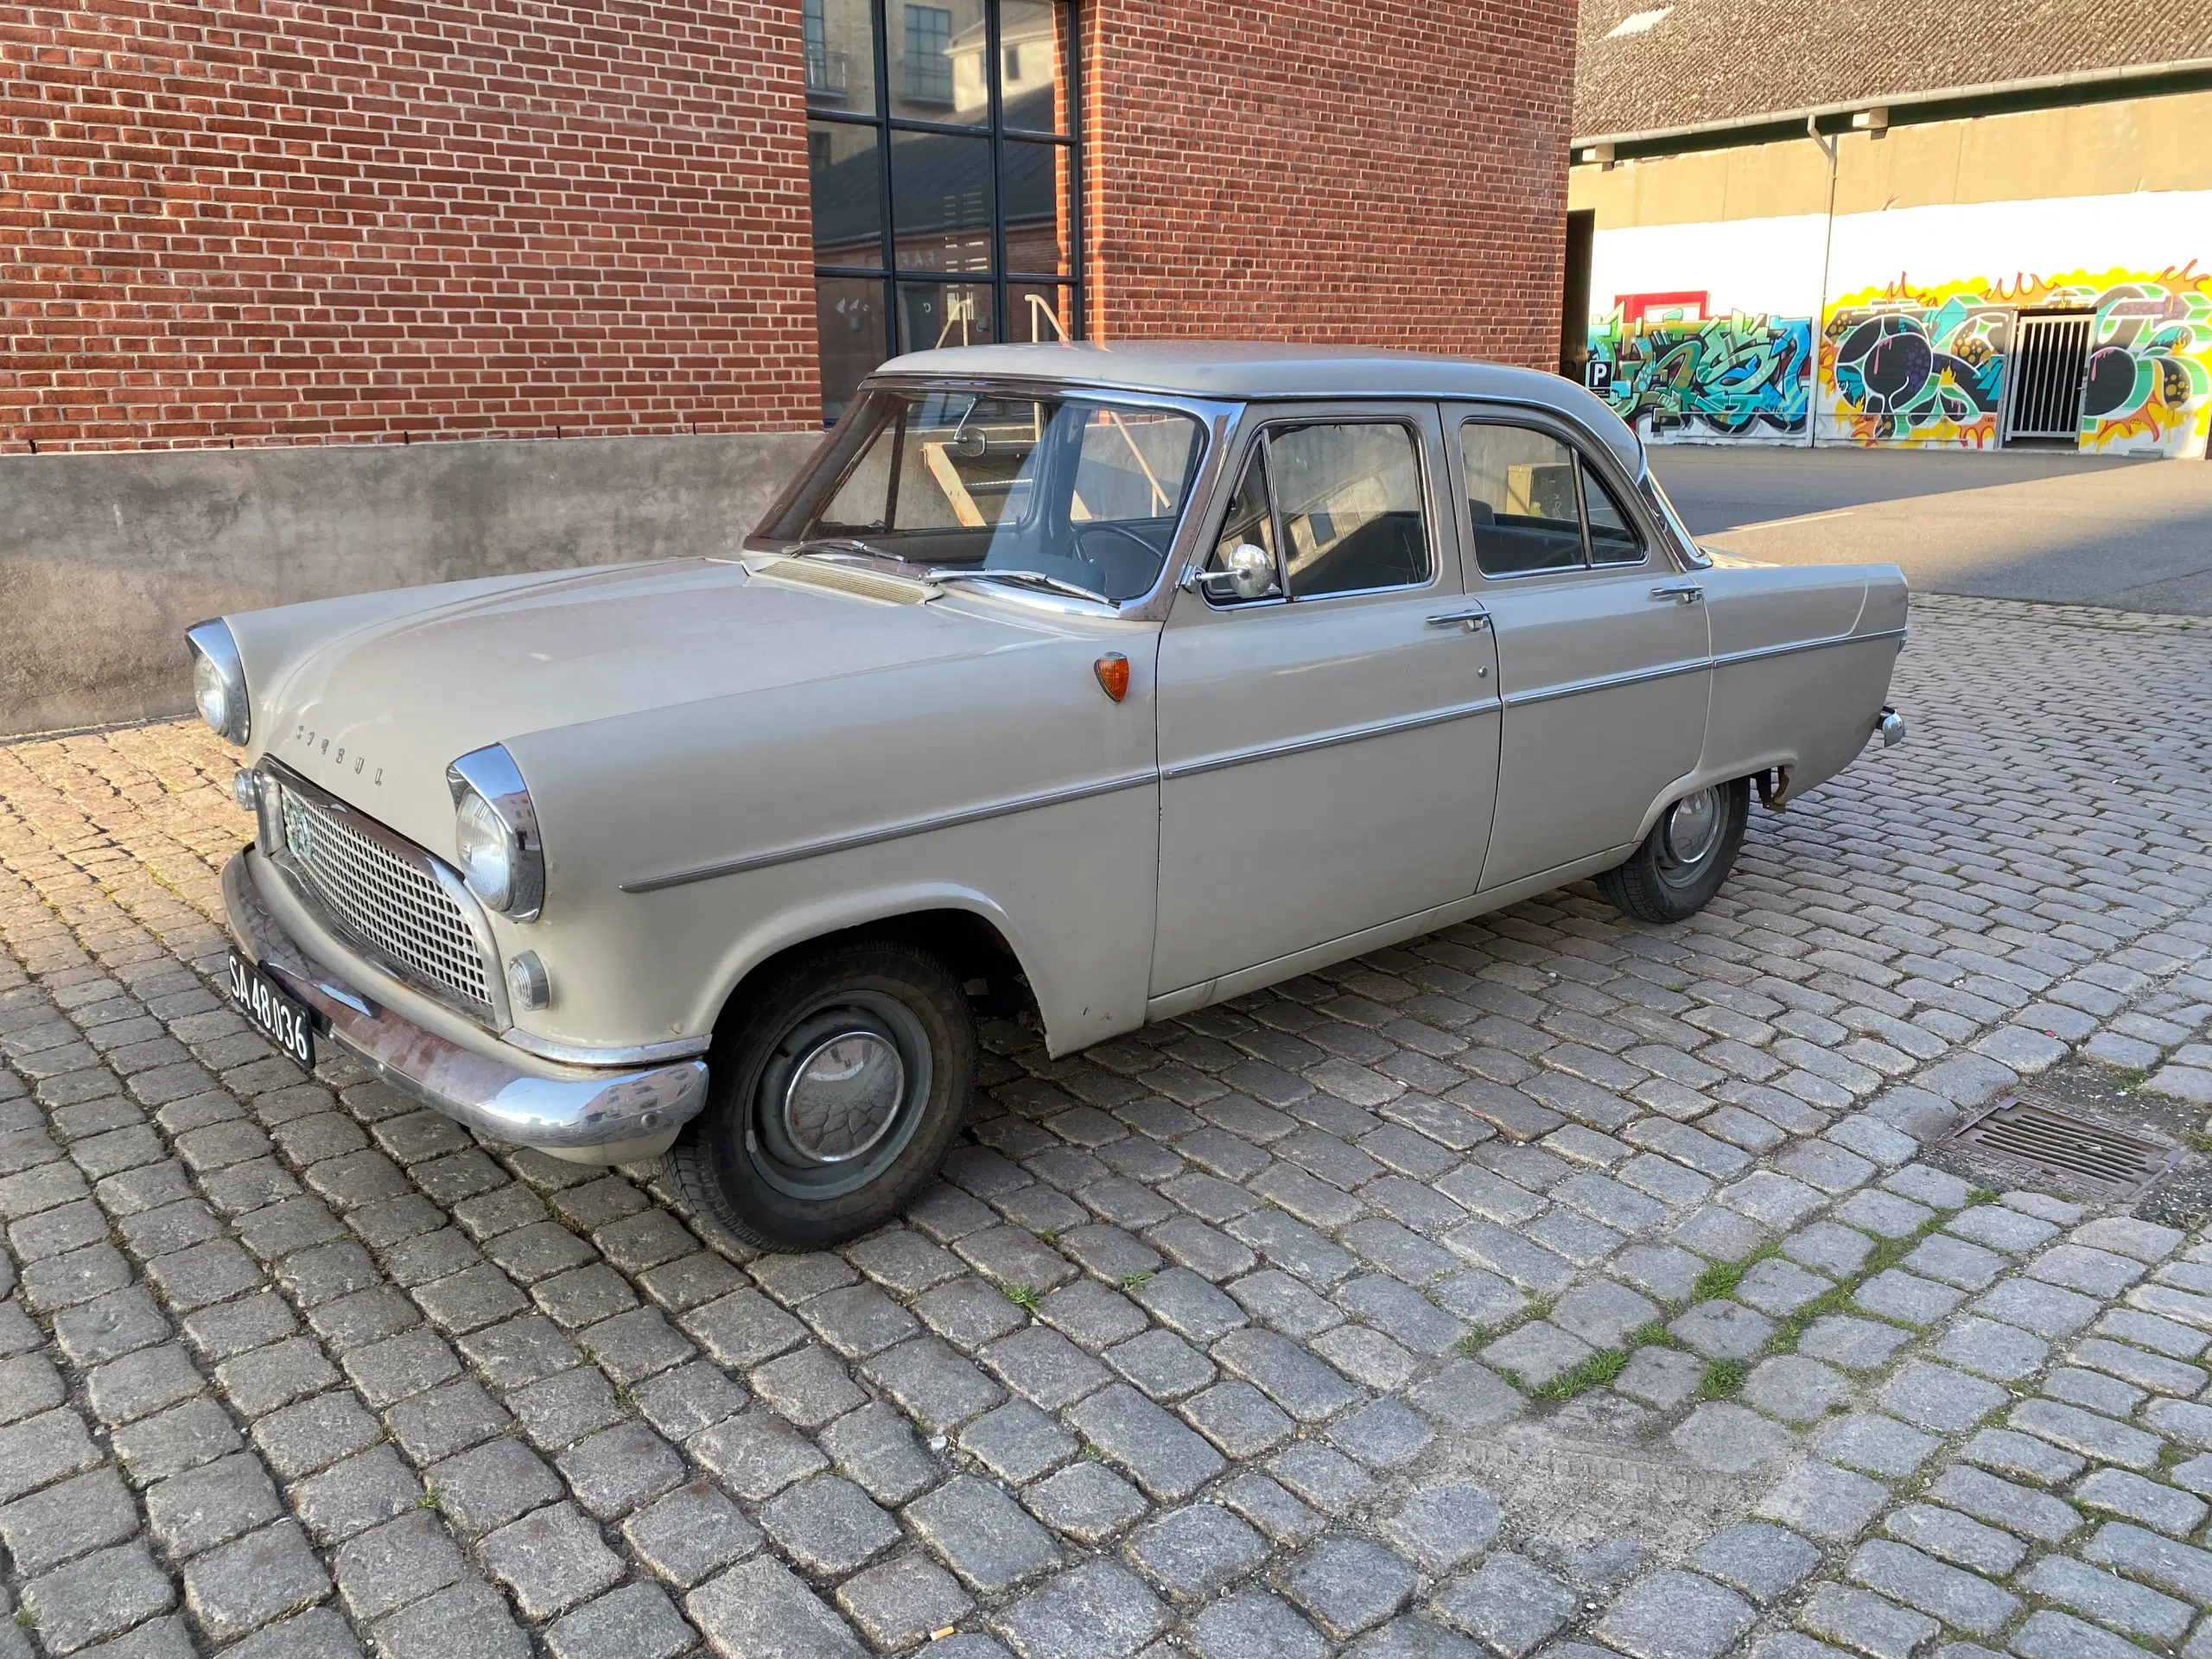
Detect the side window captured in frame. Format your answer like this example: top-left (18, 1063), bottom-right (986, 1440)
top-left (1461, 423), bottom-right (1584, 576)
top-left (1206, 446), bottom-right (1283, 597)
top-left (1583, 463), bottom-right (1645, 565)
top-left (1268, 423), bottom-right (1430, 599)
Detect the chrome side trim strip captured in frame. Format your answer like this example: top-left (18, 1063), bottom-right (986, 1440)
top-left (499, 1028), bottom-right (715, 1066)
top-left (1496, 626), bottom-right (1908, 712)
top-left (621, 771), bottom-right (1159, 893)
top-left (1160, 697), bottom-right (1503, 782)
top-left (1501, 657), bottom-right (1708, 709)
top-left (1713, 626), bottom-right (1907, 670)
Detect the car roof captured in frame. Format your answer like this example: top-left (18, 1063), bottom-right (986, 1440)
top-left (869, 340), bottom-right (1647, 473)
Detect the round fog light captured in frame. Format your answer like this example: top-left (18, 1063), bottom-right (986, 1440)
top-left (506, 951), bottom-right (551, 1012)
top-left (231, 770), bottom-right (260, 813)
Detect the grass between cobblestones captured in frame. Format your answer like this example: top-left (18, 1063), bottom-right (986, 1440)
top-left (1484, 1185), bottom-right (2008, 1404)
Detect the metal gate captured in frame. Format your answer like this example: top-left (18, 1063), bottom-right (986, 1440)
top-left (2003, 313), bottom-right (2093, 442)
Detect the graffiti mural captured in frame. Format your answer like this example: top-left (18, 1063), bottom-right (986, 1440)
top-left (1821, 293), bottom-right (2012, 447)
top-left (1819, 265), bottom-right (2212, 455)
top-left (1587, 292), bottom-right (1813, 440)
top-left (2077, 275), bottom-right (2212, 453)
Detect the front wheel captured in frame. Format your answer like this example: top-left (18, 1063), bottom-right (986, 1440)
top-left (1595, 779), bottom-right (1751, 925)
top-left (664, 938), bottom-right (977, 1250)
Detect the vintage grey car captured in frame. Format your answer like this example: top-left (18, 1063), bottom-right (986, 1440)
top-left (192, 343), bottom-right (1907, 1248)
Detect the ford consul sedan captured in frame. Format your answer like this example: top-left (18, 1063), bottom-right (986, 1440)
top-left (193, 343), bottom-right (1906, 1248)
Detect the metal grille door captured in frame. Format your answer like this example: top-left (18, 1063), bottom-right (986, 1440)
top-left (2004, 314), bottom-right (2092, 442)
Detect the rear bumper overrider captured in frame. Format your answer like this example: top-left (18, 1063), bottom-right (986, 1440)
top-left (221, 848), bottom-right (709, 1150)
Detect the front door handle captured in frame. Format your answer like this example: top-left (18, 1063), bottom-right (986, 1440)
top-left (1425, 608), bottom-right (1491, 632)
top-left (1649, 582), bottom-right (1705, 605)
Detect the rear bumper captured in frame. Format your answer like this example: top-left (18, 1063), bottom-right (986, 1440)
top-left (221, 849), bottom-right (709, 1149)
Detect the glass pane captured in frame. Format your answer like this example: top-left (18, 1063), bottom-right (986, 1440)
top-left (782, 389), bottom-right (1207, 601)
top-left (1002, 140), bottom-right (1068, 276)
top-left (1462, 423), bottom-right (1585, 576)
top-left (1211, 451), bottom-right (1282, 575)
top-left (890, 0), bottom-right (987, 123)
top-left (1007, 283), bottom-right (1072, 343)
top-left (804, 0), bottom-right (875, 113)
top-left (816, 277), bottom-right (887, 424)
top-left (1584, 463), bottom-right (1645, 565)
top-left (1269, 423), bottom-right (1430, 599)
top-left (810, 122), bottom-right (883, 265)
top-left (890, 130), bottom-right (994, 273)
top-left (1000, 0), bottom-right (1066, 132)
top-left (896, 281), bottom-right (995, 353)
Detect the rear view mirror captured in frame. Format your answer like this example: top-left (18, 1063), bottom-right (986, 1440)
top-left (1195, 542), bottom-right (1279, 603)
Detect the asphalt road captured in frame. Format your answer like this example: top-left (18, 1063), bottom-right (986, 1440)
top-left (1650, 444), bottom-right (2212, 616)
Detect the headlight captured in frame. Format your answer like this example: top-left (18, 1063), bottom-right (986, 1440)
top-left (446, 745), bottom-right (544, 920)
top-left (185, 620), bottom-right (251, 744)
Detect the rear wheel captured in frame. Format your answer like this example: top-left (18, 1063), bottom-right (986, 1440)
top-left (664, 938), bottom-right (976, 1250)
top-left (1595, 779), bottom-right (1750, 925)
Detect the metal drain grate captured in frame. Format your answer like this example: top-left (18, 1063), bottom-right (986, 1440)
top-left (1945, 1092), bottom-right (2182, 1200)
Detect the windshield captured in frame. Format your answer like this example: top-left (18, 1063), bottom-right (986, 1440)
top-left (764, 388), bottom-right (1208, 602)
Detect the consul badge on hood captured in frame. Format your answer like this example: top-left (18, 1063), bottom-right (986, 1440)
top-left (288, 722), bottom-right (385, 789)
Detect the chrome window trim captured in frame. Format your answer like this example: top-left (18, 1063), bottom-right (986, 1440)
top-left (747, 378), bottom-right (1240, 626)
top-left (1188, 410), bottom-right (1445, 610)
top-left (1159, 696), bottom-right (1502, 781)
top-left (622, 768), bottom-right (1158, 893)
top-left (1448, 403), bottom-right (1675, 585)
top-left (257, 759), bottom-right (512, 1030)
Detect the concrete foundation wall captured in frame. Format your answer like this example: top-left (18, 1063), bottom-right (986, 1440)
top-left (0, 431), bottom-right (823, 738)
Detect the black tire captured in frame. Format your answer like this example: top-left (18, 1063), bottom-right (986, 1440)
top-left (663, 938), bottom-right (977, 1251)
top-left (1595, 778), bottom-right (1751, 925)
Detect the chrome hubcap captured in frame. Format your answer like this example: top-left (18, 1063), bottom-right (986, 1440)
top-left (1662, 787), bottom-right (1724, 867)
top-left (783, 1031), bottom-right (905, 1162)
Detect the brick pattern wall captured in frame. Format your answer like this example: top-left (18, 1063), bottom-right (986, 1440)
top-left (3, 2), bottom-right (821, 450)
top-left (1081, 0), bottom-right (1576, 368)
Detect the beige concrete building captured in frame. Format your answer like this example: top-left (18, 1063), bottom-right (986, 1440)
top-left (1567, 2), bottom-right (2212, 456)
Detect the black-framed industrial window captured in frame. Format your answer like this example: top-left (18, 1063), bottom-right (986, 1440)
top-left (807, 0), bottom-right (1082, 423)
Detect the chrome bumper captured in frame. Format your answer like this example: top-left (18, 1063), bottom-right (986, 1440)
top-left (1878, 706), bottom-right (1907, 747)
top-left (221, 849), bottom-right (709, 1149)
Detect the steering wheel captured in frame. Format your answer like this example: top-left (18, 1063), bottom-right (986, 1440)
top-left (1073, 523), bottom-right (1164, 599)
top-left (1075, 522), bottom-right (1160, 562)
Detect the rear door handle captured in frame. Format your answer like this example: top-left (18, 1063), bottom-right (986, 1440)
top-left (1425, 608), bottom-right (1491, 632)
top-left (1649, 582), bottom-right (1704, 604)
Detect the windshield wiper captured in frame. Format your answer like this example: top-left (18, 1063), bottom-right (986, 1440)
top-left (925, 568), bottom-right (1113, 607)
top-left (784, 535), bottom-right (898, 563)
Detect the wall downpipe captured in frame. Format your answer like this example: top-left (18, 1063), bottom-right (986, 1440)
top-left (1808, 115), bottom-right (1840, 450)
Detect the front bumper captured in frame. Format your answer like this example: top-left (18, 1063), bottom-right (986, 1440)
top-left (222, 849), bottom-right (709, 1150)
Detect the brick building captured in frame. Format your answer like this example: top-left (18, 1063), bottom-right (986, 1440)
top-left (3, 0), bottom-right (1576, 448)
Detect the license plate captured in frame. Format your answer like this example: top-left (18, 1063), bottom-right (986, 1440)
top-left (228, 950), bottom-right (316, 1070)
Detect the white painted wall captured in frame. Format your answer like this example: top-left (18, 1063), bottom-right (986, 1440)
top-left (1587, 188), bottom-right (2212, 456)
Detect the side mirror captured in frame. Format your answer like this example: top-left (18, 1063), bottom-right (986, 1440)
top-left (950, 426), bottom-right (988, 460)
top-left (1193, 542), bottom-right (1279, 603)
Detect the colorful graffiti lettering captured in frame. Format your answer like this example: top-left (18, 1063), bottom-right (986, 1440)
top-left (1822, 296), bottom-right (2010, 448)
top-left (1820, 265), bottom-right (2212, 455)
top-left (1588, 296), bottom-right (1813, 439)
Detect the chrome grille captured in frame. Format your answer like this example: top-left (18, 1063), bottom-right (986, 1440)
top-left (278, 784), bottom-right (493, 1020)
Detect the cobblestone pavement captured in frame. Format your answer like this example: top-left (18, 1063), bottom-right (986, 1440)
top-left (3, 592), bottom-right (2212, 1659)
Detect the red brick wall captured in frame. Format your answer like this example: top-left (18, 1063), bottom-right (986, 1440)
top-left (1081, 0), bottom-right (1575, 369)
top-left (3, 2), bottom-right (820, 450)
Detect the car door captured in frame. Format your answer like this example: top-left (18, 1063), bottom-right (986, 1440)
top-left (1151, 404), bottom-right (1502, 998)
top-left (1452, 409), bottom-right (1713, 893)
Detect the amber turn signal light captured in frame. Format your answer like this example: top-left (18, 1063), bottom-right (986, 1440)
top-left (1094, 653), bottom-right (1130, 702)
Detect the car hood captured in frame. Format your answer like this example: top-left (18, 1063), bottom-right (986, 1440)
top-left (246, 557), bottom-right (1065, 843)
